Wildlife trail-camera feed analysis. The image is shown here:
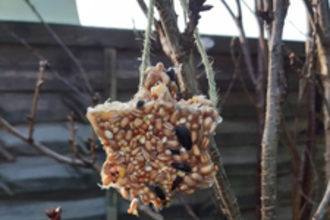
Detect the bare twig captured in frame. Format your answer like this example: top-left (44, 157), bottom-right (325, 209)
top-left (24, 0), bottom-right (93, 95)
top-left (0, 116), bottom-right (99, 171)
top-left (2, 26), bottom-right (85, 97)
top-left (27, 60), bottom-right (49, 141)
top-left (89, 93), bottom-right (99, 164)
top-left (45, 207), bottom-right (61, 220)
top-left (178, 196), bottom-right (201, 220)
top-left (0, 114), bottom-right (164, 219)
top-left (220, 0), bottom-right (257, 85)
top-left (260, 1), bottom-right (289, 220)
top-left (68, 112), bottom-right (79, 158)
top-left (313, 181), bottom-right (330, 220)
top-left (299, 19), bottom-right (318, 220)
top-left (220, 38), bottom-right (242, 108)
top-left (0, 143), bottom-right (15, 162)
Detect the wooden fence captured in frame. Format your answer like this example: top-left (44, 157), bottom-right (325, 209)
top-left (0, 21), bottom-right (317, 220)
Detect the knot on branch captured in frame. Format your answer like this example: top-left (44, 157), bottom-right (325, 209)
top-left (257, 10), bottom-right (272, 24)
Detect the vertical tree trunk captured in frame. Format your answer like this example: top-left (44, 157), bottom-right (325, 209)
top-left (261, 1), bottom-right (288, 220)
top-left (300, 50), bottom-right (316, 220)
top-left (315, 0), bottom-right (330, 182)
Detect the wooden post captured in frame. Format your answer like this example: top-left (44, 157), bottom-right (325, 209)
top-left (104, 48), bottom-right (118, 220)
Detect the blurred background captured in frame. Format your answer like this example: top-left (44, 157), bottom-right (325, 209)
top-left (0, 0), bottom-right (318, 220)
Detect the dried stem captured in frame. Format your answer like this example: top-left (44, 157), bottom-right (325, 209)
top-left (24, 0), bottom-right (93, 95)
top-left (139, 0), bottom-right (155, 87)
top-left (68, 112), bottom-right (80, 158)
top-left (313, 181), bottom-right (330, 220)
top-left (260, 1), bottom-right (288, 220)
top-left (27, 60), bottom-right (49, 141)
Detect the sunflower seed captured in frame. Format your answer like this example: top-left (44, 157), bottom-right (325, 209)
top-left (154, 184), bottom-right (166, 200)
top-left (136, 100), bottom-right (145, 108)
top-left (166, 147), bottom-right (180, 155)
top-left (176, 126), bottom-right (192, 150)
top-left (171, 176), bottom-right (183, 190)
top-left (171, 162), bottom-right (191, 172)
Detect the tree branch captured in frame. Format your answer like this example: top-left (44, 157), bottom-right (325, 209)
top-left (0, 115), bottom-right (98, 170)
top-left (313, 181), bottom-right (330, 220)
top-left (24, 0), bottom-right (94, 95)
top-left (27, 60), bottom-right (49, 141)
top-left (220, 0), bottom-right (257, 85)
top-left (2, 25), bottom-right (86, 98)
top-left (261, 1), bottom-right (289, 220)
top-left (155, 0), bottom-right (198, 97)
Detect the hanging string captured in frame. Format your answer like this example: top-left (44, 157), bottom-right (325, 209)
top-left (179, 0), bottom-right (218, 108)
top-left (139, 0), bottom-right (155, 87)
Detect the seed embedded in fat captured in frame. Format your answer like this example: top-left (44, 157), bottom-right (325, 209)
top-left (139, 136), bottom-right (146, 144)
top-left (200, 164), bottom-right (214, 175)
top-left (162, 137), bottom-right (167, 143)
top-left (179, 118), bottom-right (186, 124)
top-left (105, 130), bottom-right (113, 139)
top-left (204, 117), bottom-right (213, 129)
top-left (155, 119), bottom-right (162, 130)
top-left (134, 118), bottom-right (143, 127)
top-left (88, 64), bottom-right (222, 214)
top-left (120, 117), bottom-right (130, 128)
top-left (159, 108), bottom-right (166, 116)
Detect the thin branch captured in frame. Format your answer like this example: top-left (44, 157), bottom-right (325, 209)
top-left (220, 65), bottom-right (239, 108)
top-left (260, 1), bottom-right (289, 220)
top-left (0, 114), bottom-right (163, 219)
top-left (0, 143), bottom-right (15, 162)
top-left (2, 26), bottom-right (85, 98)
top-left (27, 60), bottom-right (49, 141)
top-left (89, 93), bottom-right (100, 164)
top-left (220, 38), bottom-right (242, 108)
top-left (0, 115), bottom-right (99, 170)
top-left (24, 0), bottom-right (94, 95)
top-left (220, 0), bottom-right (257, 85)
top-left (313, 181), bottom-right (330, 220)
top-left (229, 38), bottom-right (256, 108)
top-left (178, 196), bottom-right (201, 220)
